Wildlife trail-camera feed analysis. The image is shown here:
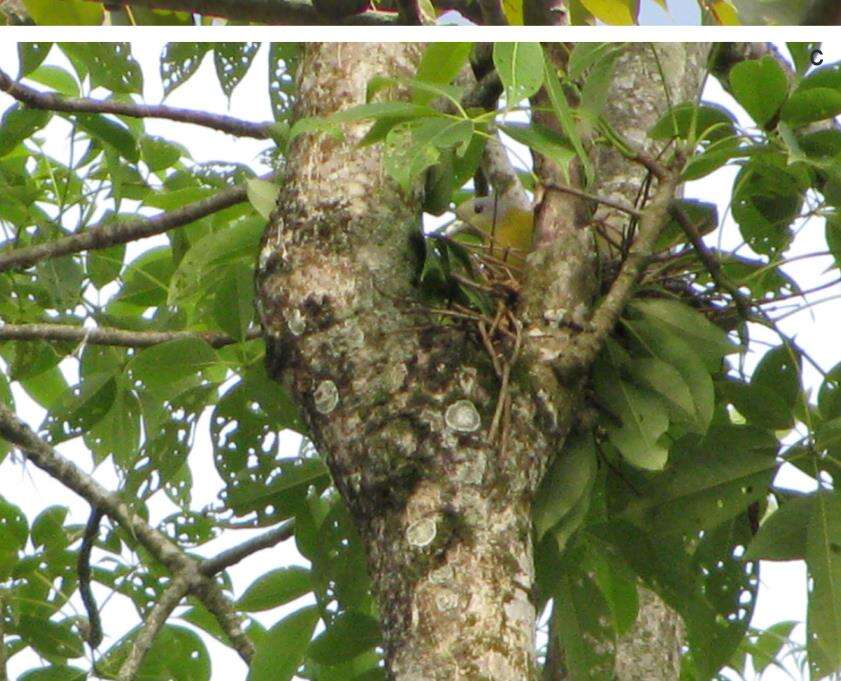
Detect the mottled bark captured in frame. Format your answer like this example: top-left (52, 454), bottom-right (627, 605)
top-left (580, 43), bottom-right (712, 680)
top-left (257, 42), bottom-right (710, 680)
top-left (258, 42), bottom-right (580, 680)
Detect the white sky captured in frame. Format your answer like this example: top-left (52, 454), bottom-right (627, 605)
top-left (0, 41), bottom-right (838, 680)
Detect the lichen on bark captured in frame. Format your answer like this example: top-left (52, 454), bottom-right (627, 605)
top-left (257, 42), bottom-right (711, 680)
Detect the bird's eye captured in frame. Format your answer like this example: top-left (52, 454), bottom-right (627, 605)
top-left (475, 204), bottom-right (484, 214)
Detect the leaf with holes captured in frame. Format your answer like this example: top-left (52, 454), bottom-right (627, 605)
top-left (161, 43), bottom-right (212, 97)
top-left (42, 372), bottom-right (117, 445)
top-left (60, 43), bottom-right (142, 94)
top-left (213, 43), bottom-right (260, 98)
top-left (623, 425), bottom-right (778, 538)
top-left (269, 43), bottom-right (300, 122)
top-left (554, 553), bottom-right (616, 681)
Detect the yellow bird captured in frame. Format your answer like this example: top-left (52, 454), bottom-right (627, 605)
top-left (455, 195), bottom-right (534, 267)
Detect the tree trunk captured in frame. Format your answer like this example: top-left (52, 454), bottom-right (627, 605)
top-left (257, 42), bottom-right (709, 680)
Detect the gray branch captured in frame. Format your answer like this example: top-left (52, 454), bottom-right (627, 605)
top-left (0, 67), bottom-right (273, 139)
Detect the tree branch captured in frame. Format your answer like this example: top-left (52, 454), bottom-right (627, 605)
top-left (78, 507), bottom-right (104, 649)
top-left (0, 323), bottom-right (261, 349)
top-left (670, 203), bottom-right (752, 322)
top-left (116, 575), bottom-right (191, 681)
top-left (0, 404), bottom-right (254, 663)
top-left (555, 168), bottom-right (681, 376)
top-left (0, 67), bottom-right (273, 139)
top-left (200, 520), bottom-right (294, 576)
top-left (0, 174), bottom-right (272, 272)
top-left (79, 0), bottom-right (400, 24)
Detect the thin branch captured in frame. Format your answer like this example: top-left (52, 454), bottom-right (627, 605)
top-left (0, 323), bottom-right (261, 349)
top-left (81, 0), bottom-right (400, 24)
top-left (117, 575), bottom-right (191, 681)
top-left (200, 520), bottom-right (295, 576)
top-left (0, 174), bottom-right (273, 272)
top-left (78, 507), bottom-right (104, 649)
top-left (670, 203), bottom-right (753, 322)
top-left (0, 67), bottom-right (273, 139)
top-left (0, 404), bottom-right (255, 663)
top-left (543, 182), bottom-right (642, 219)
top-left (555, 169), bottom-right (681, 376)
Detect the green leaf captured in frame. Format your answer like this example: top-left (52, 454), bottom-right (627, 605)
top-left (18, 666), bottom-right (87, 681)
top-left (628, 298), bottom-right (736, 372)
top-left (593, 359), bottom-right (669, 470)
top-left (781, 87), bottom-right (841, 126)
top-left (744, 494), bottom-right (813, 561)
top-left (796, 61), bottom-right (841, 94)
top-left (127, 337), bottom-right (217, 398)
top-left (237, 567), bottom-right (312, 612)
top-left (59, 43), bottom-right (142, 94)
top-left (499, 122), bottom-right (576, 182)
top-left (25, 65), bottom-right (80, 97)
top-left (18, 43), bottom-right (53, 77)
top-left (73, 112), bottom-right (139, 162)
top-left (213, 43), bottom-right (260, 98)
top-left (533, 432), bottom-right (596, 541)
top-left (246, 178), bottom-right (280, 220)
top-left (729, 56), bottom-right (789, 127)
top-left (99, 624), bottom-right (210, 681)
top-left (542, 57), bottom-right (594, 186)
top-left (85, 383), bottom-right (141, 466)
top-left (625, 356), bottom-right (695, 423)
top-left (0, 104), bottom-right (51, 157)
top-left (43, 372), bottom-right (118, 444)
top-left (650, 102), bottom-right (737, 144)
top-left (414, 43), bottom-right (473, 105)
top-left (31, 506), bottom-right (69, 550)
top-left (492, 43), bottom-right (545, 104)
top-left (308, 611), bottom-right (382, 665)
top-left (22, 0), bottom-right (102, 24)
top-left (579, 0), bottom-right (638, 23)
top-left (0, 496), bottom-right (28, 554)
top-left (161, 43), bottom-right (212, 96)
top-left (16, 616), bottom-right (84, 659)
top-left (140, 135), bottom-right (183, 172)
top-left (247, 606), bottom-right (320, 681)
top-left (554, 560), bottom-right (616, 681)
top-left (117, 245), bottom-right (175, 308)
top-left (212, 261), bottom-right (255, 341)
top-left (807, 490), bottom-right (841, 678)
top-left (624, 425), bottom-right (778, 538)
top-left (87, 243), bottom-right (126, 288)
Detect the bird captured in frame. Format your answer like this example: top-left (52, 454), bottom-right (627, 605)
top-left (454, 195), bottom-right (534, 268)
